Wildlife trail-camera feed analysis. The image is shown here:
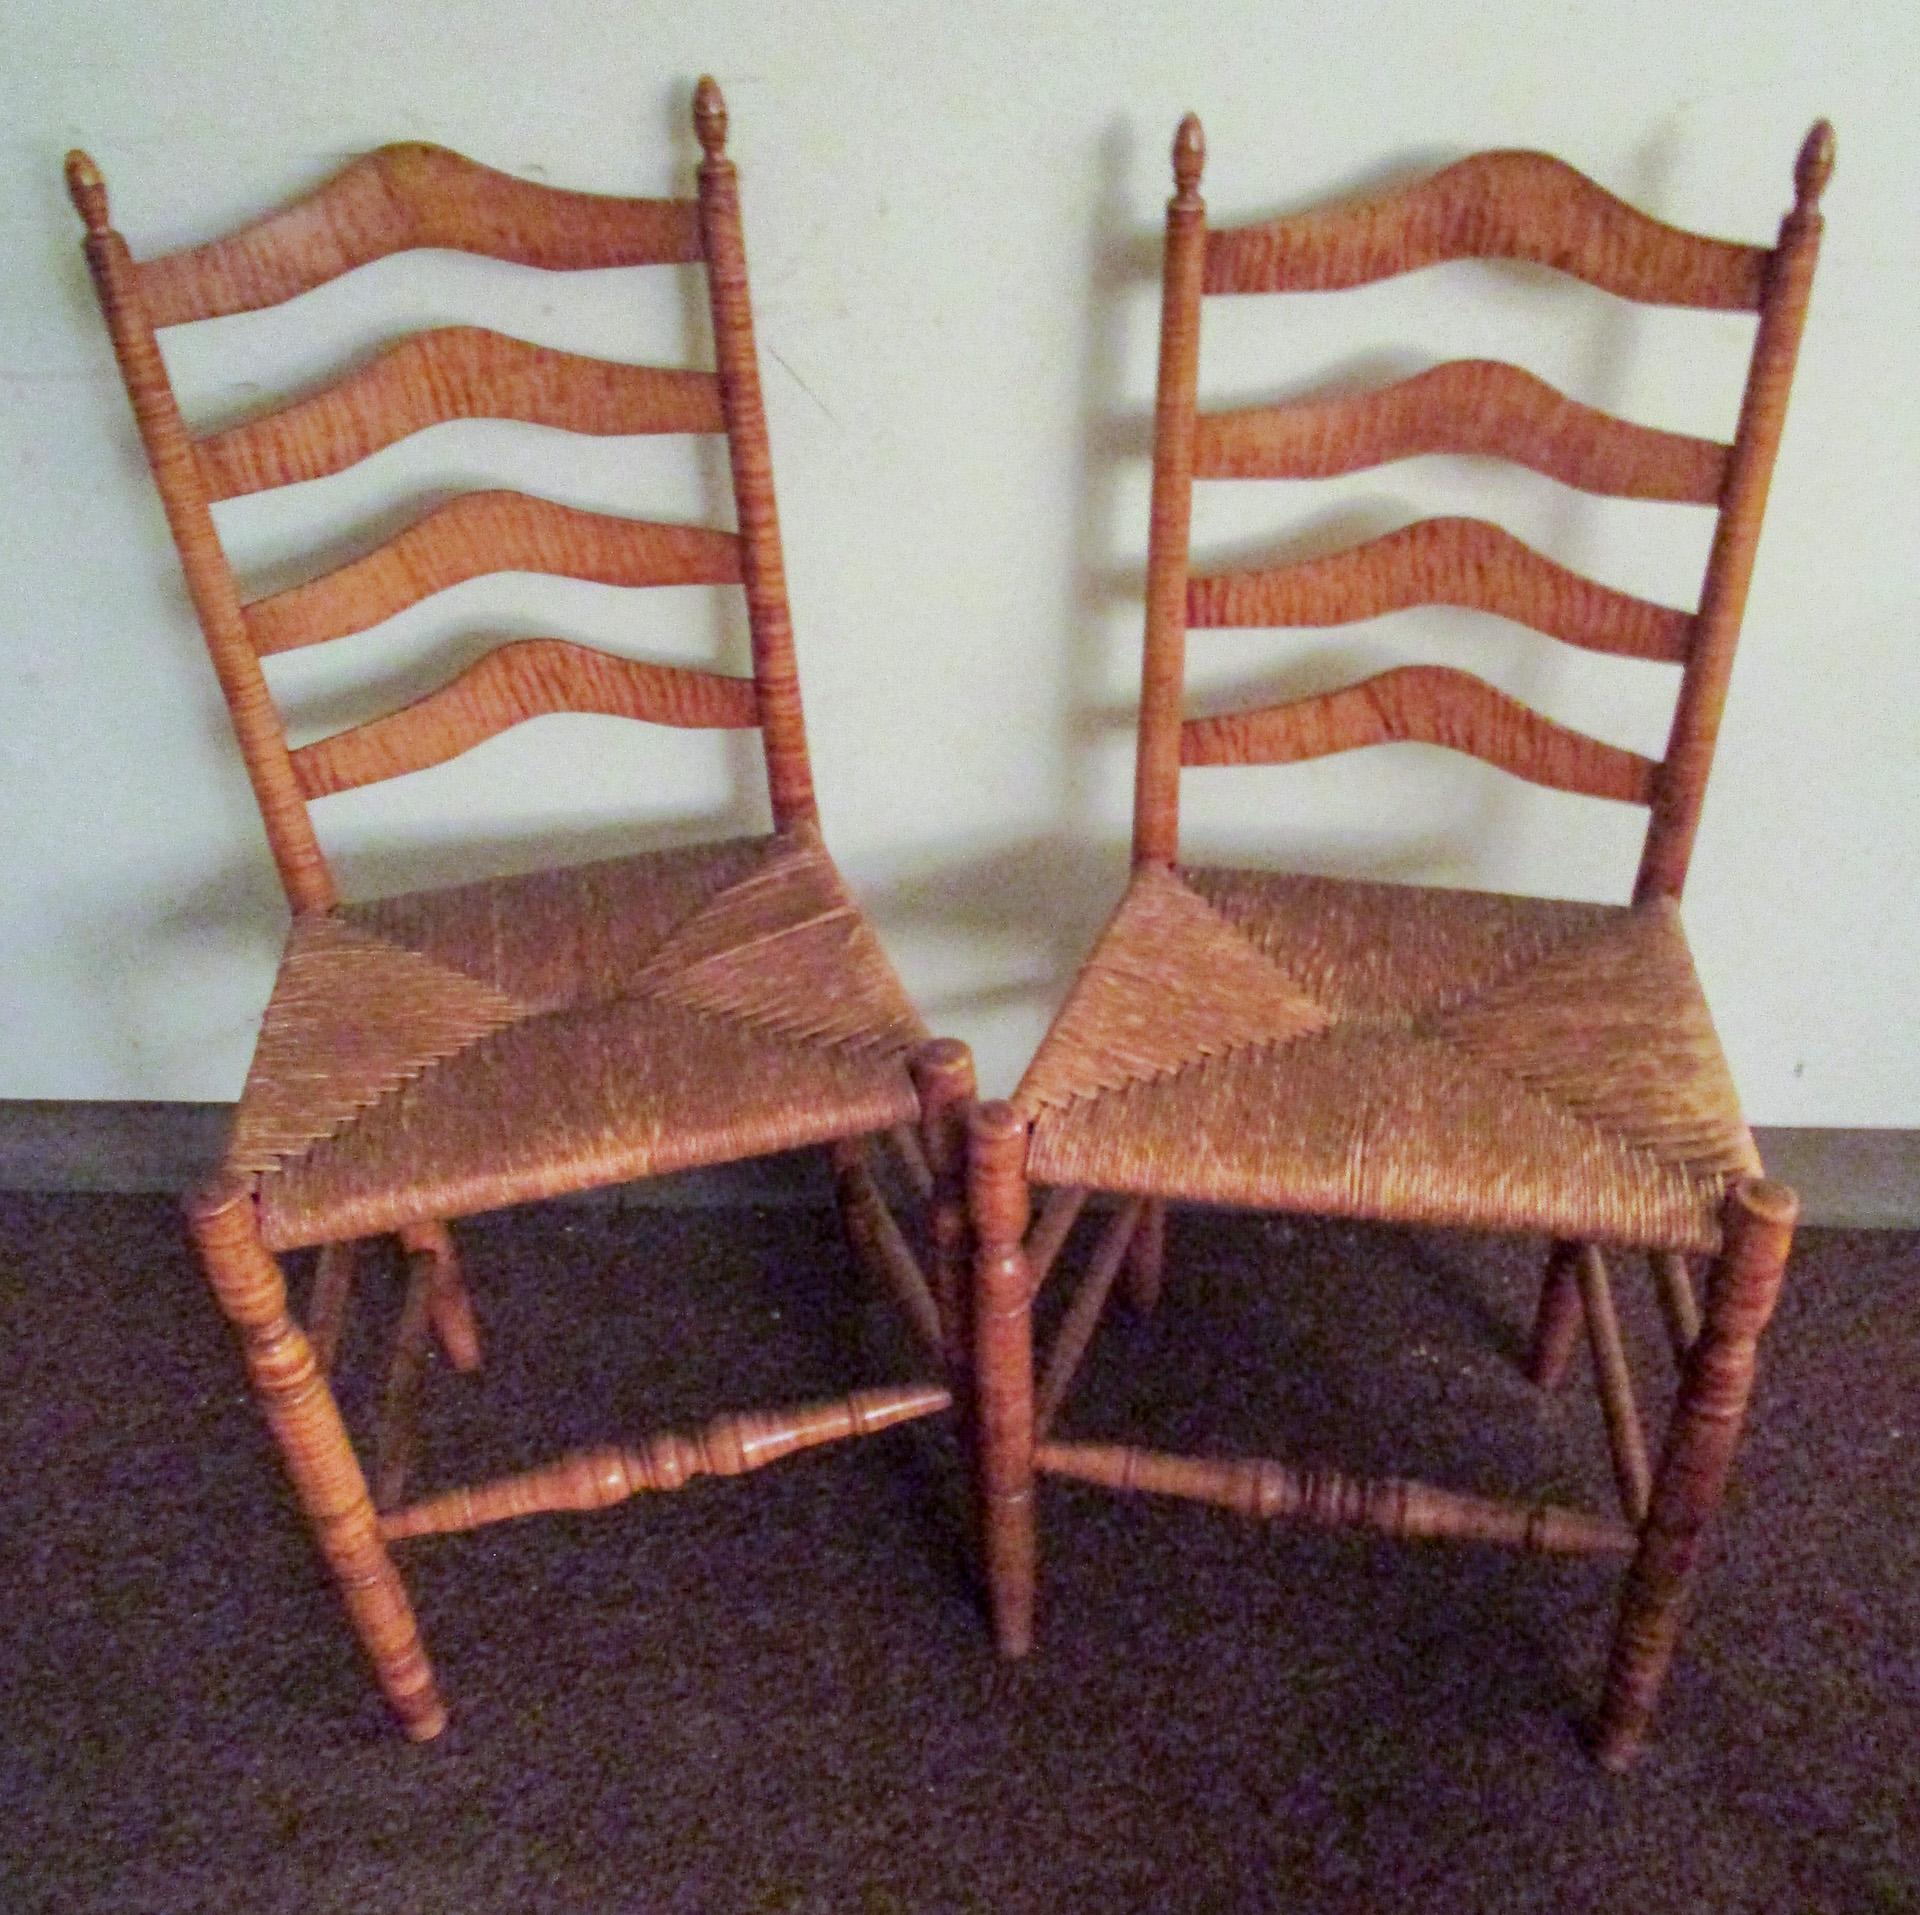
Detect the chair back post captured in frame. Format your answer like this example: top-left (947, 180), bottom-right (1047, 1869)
top-left (1131, 114), bottom-right (1207, 868)
top-left (66, 152), bottom-right (336, 914)
top-left (693, 79), bottom-right (820, 834)
top-left (1635, 122), bottom-right (1832, 904)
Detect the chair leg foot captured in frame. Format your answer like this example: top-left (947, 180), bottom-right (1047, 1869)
top-left (1593, 1179), bottom-right (1795, 1770)
top-left (1526, 1240), bottom-right (1585, 1389)
top-left (1123, 1199), bottom-right (1167, 1315)
top-left (969, 1102), bottom-right (1036, 1658)
top-left (188, 1176), bottom-right (446, 1741)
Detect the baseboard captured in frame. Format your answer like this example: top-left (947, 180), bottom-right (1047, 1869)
top-left (0, 1100), bottom-right (1911, 1228)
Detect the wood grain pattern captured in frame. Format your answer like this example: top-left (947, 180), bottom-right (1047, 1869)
top-left (1187, 517), bottom-right (1694, 662)
top-left (1597, 1178), bottom-right (1797, 1769)
top-left (196, 327), bottom-right (725, 500)
top-left (244, 493), bottom-right (743, 655)
top-left (911, 1038), bottom-right (979, 1376)
top-left (1036, 1441), bottom-right (1637, 1554)
top-left (289, 639), bottom-right (759, 798)
top-left (380, 1384), bottom-right (950, 1540)
top-left (1205, 149), bottom-right (1769, 309)
top-left (138, 144), bottom-right (703, 328)
top-left (189, 1175), bottom-right (444, 1738)
top-left (1193, 360), bottom-right (1730, 504)
top-left (696, 78), bottom-right (818, 830)
top-left (1179, 664), bottom-right (1658, 804)
top-left (1637, 123), bottom-right (1831, 902)
top-left (969, 1100), bottom-right (1037, 1657)
top-left (1133, 113), bottom-right (1209, 865)
top-left (68, 154), bottom-right (335, 911)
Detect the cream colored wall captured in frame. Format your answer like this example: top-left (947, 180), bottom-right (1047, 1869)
top-left (3, 0), bottom-right (1915, 1119)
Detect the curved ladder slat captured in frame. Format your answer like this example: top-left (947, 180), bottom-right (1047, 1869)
top-left (1193, 360), bottom-right (1730, 504)
top-left (1178, 663), bottom-right (1659, 804)
top-left (196, 327), bottom-right (724, 499)
top-left (1204, 150), bottom-right (1770, 310)
top-left (244, 492), bottom-right (743, 654)
top-left (290, 638), bottom-right (759, 797)
top-left (139, 144), bottom-right (704, 327)
top-left (1187, 516), bottom-right (1694, 662)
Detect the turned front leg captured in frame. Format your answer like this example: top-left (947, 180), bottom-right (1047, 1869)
top-left (188, 1175), bottom-right (445, 1741)
top-left (968, 1101), bottom-right (1037, 1657)
top-left (1594, 1178), bottom-right (1796, 1770)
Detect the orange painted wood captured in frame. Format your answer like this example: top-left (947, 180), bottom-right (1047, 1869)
top-left (1035, 1441), bottom-right (1637, 1554)
top-left (1637, 125), bottom-right (1832, 902)
top-left (696, 79), bottom-right (818, 831)
top-left (969, 1101), bottom-right (1038, 1657)
top-left (1180, 664), bottom-right (1659, 804)
top-left (137, 144), bottom-right (703, 328)
top-left (1133, 114), bottom-right (1209, 865)
top-left (67, 153), bottom-right (335, 912)
top-left (243, 493), bottom-right (743, 655)
top-left (188, 1175), bottom-right (444, 1738)
top-left (196, 327), bottom-right (725, 500)
top-left (1205, 150), bottom-right (1769, 309)
top-left (1193, 360), bottom-right (1730, 504)
top-left (380, 1383), bottom-right (951, 1540)
top-left (1187, 517), bottom-right (1694, 662)
top-left (289, 639), bottom-right (758, 798)
top-left (1597, 1178), bottom-right (1797, 1769)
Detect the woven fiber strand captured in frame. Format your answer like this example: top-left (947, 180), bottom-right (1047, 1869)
top-left (1017, 866), bottom-right (1756, 1252)
top-left (225, 832), bottom-right (925, 1250)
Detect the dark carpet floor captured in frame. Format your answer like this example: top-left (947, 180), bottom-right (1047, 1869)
top-left (2, 1191), bottom-right (1915, 1913)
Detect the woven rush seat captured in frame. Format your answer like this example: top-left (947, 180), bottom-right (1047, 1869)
top-left (1016, 864), bottom-right (1758, 1253)
top-left (227, 829), bottom-right (927, 1250)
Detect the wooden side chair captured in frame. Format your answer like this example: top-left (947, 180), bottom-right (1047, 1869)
top-left (70, 79), bottom-right (975, 1741)
top-left (969, 116), bottom-right (1830, 1768)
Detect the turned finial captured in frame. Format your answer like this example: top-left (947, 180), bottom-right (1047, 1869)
top-left (1172, 114), bottom-right (1206, 200)
top-left (65, 150), bottom-right (111, 231)
top-left (1793, 120), bottom-right (1834, 210)
top-left (694, 77), bottom-right (729, 159)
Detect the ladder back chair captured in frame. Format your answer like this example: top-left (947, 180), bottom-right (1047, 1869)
top-left (70, 79), bottom-right (975, 1742)
top-left (969, 115), bottom-right (1830, 1768)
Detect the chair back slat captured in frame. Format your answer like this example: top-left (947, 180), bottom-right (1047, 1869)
top-left (289, 639), bottom-right (758, 798)
top-left (196, 327), bottom-right (724, 500)
top-left (1133, 120), bottom-right (1830, 892)
top-left (1179, 665), bottom-right (1658, 805)
top-left (137, 144), bottom-right (703, 327)
top-left (1193, 360), bottom-right (1730, 504)
top-left (242, 493), bottom-right (743, 655)
top-left (70, 83), bottom-right (822, 908)
top-left (1204, 150), bottom-right (1769, 309)
top-left (1187, 518), bottom-right (1694, 662)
